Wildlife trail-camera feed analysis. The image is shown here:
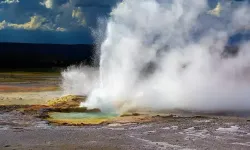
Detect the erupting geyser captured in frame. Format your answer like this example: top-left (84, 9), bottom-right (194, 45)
top-left (62, 0), bottom-right (250, 114)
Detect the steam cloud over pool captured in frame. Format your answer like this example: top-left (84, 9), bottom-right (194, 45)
top-left (62, 0), bottom-right (250, 113)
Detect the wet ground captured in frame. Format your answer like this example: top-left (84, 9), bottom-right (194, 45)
top-left (1, 72), bottom-right (250, 150)
top-left (0, 72), bottom-right (62, 105)
top-left (1, 113), bottom-right (250, 150)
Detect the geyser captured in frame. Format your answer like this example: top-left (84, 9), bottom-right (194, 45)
top-left (62, 0), bottom-right (250, 114)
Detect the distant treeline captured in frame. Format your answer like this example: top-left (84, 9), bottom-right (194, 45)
top-left (0, 42), bottom-right (240, 70)
top-left (0, 42), bottom-right (95, 69)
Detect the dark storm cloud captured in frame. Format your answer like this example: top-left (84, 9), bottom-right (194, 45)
top-left (0, 0), bottom-right (120, 43)
top-left (0, 0), bottom-right (249, 44)
top-left (50, 0), bottom-right (120, 27)
top-left (0, 28), bottom-right (93, 44)
top-left (0, 0), bottom-right (120, 29)
top-left (76, 0), bottom-right (119, 27)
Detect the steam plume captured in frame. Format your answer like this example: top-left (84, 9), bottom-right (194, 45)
top-left (62, 0), bottom-right (250, 114)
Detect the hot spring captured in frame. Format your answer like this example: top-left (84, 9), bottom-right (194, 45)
top-left (62, 0), bottom-right (250, 114)
top-left (48, 112), bottom-right (119, 125)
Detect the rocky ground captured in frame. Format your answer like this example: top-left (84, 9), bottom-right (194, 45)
top-left (1, 72), bottom-right (250, 150)
top-left (1, 111), bottom-right (250, 150)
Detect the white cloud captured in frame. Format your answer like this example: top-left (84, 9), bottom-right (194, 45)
top-left (39, 0), bottom-right (54, 9)
top-left (72, 7), bottom-right (86, 26)
top-left (0, 0), bottom-right (19, 4)
top-left (56, 27), bottom-right (67, 32)
top-left (40, 0), bottom-right (87, 27)
top-left (1, 0), bottom-right (117, 31)
top-left (207, 2), bottom-right (222, 17)
top-left (0, 20), bottom-right (7, 29)
top-left (0, 15), bottom-right (66, 31)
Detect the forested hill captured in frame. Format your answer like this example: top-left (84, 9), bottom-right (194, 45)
top-left (0, 42), bottom-right (241, 70)
top-left (0, 42), bottom-right (94, 69)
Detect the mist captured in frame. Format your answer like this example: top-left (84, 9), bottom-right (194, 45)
top-left (62, 0), bottom-right (250, 114)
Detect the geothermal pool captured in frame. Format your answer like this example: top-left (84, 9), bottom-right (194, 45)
top-left (48, 112), bottom-right (119, 125)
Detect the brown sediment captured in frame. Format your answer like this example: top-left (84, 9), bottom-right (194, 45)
top-left (0, 105), bottom-right (30, 112)
top-left (47, 117), bottom-right (110, 126)
top-left (46, 115), bottom-right (174, 126)
top-left (0, 91), bottom-right (62, 105)
top-left (0, 94), bottom-right (90, 116)
top-left (0, 72), bottom-right (60, 92)
top-left (0, 85), bottom-right (59, 92)
top-left (46, 112), bottom-right (177, 126)
top-left (0, 72), bottom-right (60, 82)
top-left (108, 115), bottom-right (158, 124)
top-left (24, 95), bottom-right (92, 113)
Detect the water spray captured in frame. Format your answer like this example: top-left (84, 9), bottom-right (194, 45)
top-left (62, 0), bottom-right (250, 114)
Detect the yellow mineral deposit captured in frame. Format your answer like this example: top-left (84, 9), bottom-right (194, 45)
top-left (47, 95), bottom-right (86, 108)
top-left (47, 114), bottom-right (109, 125)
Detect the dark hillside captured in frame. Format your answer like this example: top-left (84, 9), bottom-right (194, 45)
top-left (0, 42), bottom-right (94, 69)
top-left (0, 42), bottom-right (241, 70)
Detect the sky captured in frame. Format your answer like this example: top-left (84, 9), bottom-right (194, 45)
top-left (0, 0), bottom-right (249, 44)
top-left (0, 0), bottom-right (119, 44)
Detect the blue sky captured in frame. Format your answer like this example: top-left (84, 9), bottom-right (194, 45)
top-left (0, 0), bottom-right (249, 44)
top-left (0, 0), bottom-right (119, 44)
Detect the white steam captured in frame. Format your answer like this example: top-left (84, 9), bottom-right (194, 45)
top-left (61, 65), bottom-right (98, 96)
top-left (62, 0), bottom-right (250, 113)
